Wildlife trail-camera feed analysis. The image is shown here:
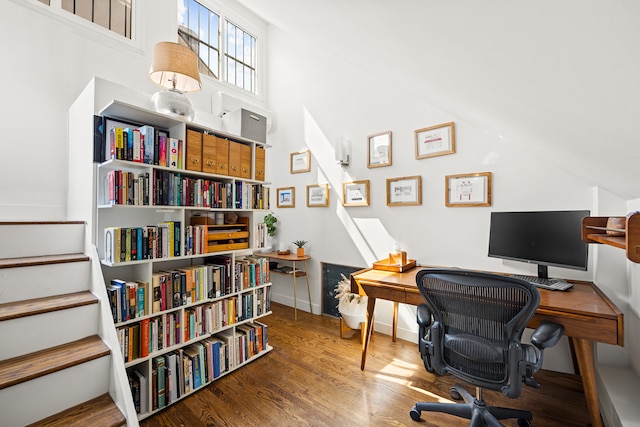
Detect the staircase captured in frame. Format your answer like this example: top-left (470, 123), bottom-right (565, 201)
top-left (0, 222), bottom-right (128, 427)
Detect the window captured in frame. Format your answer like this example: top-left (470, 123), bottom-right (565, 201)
top-left (178, 0), bottom-right (220, 79)
top-left (225, 20), bottom-right (256, 93)
top-left (177, 0), bottom-right (258, 94)
top-left (37, 0), bottom-right (133, 39)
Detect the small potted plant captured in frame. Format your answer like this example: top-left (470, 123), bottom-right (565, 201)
top-left (263, 213), bottom-right (277, 252)
top-left (292, 239), bottom-right (308, 256)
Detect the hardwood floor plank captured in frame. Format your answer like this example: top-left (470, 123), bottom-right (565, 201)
top-left (141, 302), bottom-right (591, 426)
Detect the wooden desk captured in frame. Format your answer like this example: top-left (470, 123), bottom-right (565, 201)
top-left (351, 267), bottom-right (624, 427)
top-left (261, 252), bottom-right (311, 320)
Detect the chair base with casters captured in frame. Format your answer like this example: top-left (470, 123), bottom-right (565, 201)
top-left (410, 383), bottom-right (532, 427)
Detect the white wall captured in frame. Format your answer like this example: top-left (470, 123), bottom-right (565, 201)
top-left (0, 0), bottom-right (635, 376)
top-left (264, 25), bottom-right (636, 374)
top-left (0, 0), bottom-right (266, 220)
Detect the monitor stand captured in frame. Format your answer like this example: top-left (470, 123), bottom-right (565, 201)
top-left (538, 264), bottom-right (549, 280)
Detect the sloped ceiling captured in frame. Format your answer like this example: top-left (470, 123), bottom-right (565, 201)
top-left (237, 0), bottom-right (640, 200)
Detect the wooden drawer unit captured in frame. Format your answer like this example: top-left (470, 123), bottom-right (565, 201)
top-left (202, 133), bottom-right (218, 174)
top-left (191, 216), bottom-right (249, 252)
top-left (185, 129), bottom-right (203, 172)
top-left (240, 144), bottom-right (252, 179)
top-left (228, 141), bottom-right (242, 177)
top-left (216, 137), bottom-right (229, 176)
top-left (255, 146), bottom-right (265, 181)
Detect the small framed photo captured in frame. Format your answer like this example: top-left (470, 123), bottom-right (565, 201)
top-left (277, 187), bottom-right (296, 208)
top-left (342, 180), bottom-right (370, 207)
top-left (387, 176), bottom-right (422, 206)
top-left (290, 150), bottom-right (311, 174)
top-left (446, 172), bottom-right (492, 207)
top-left (415, 122), bottom-right (455, 159)
top-left (367, 131), bottom-right (392, 168)
top-left (307, 184), bottom-right (329, 207)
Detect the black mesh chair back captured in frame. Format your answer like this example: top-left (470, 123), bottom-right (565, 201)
top-left (410, 268), bottom-right (564, 426)
top-left (417, 268), bottom-right (539, 396)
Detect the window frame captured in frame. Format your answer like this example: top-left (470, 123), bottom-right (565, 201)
top-left (16, 0), bottom-right (143, 52)
top-left (179, 0), bottom-right (265, 99)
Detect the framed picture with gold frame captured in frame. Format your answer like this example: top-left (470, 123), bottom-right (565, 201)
top-left (445, 172), bottom-right (492, 207)
top-left (367, 131), bottom-right (392, 168)
top-left (415, 122), bottom-right (455, 159)
top-left (342, 180), bottom-right (370, 207)
top-left (277, 186), bottom-right (295, 208)
top-left (290, 150), bottom-right (311, 173)
top-left (307, 184), bottom-right (329, 207)
top-left (386, 176), bottom-right (422, 206)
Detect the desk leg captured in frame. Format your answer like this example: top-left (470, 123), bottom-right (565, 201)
top-left (292, 261), bottom-right (298, 321)
top-left (574, 338), bottom-right (602, 427)
top-left (392, 302), bottom-right (398, 342)
top-left (304, 260), bottom-right (312, 314)
top-left (360, 297), bottom-right (376, 370)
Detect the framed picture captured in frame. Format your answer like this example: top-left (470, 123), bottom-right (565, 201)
top-left (277, 187), bottom-right (296, 208)
top-left (367, 131), bottom-right (392, 168)
top-left (307, 184), bottom-right (329, 207)
top-left (386, 176), bottom-right (422, 206)
top-left (415, 121), bottom-right (455, 159)
top-left (446, 172), bottom-right (492, 207)
top-left (342, 180), bottom-right (370, 207)
top-left (290, 150), bottom-right (311, 173)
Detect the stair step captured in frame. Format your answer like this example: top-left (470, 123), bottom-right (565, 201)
top-left (25, 393), bottom-right (125, 427)
top-left (0, 335), bottom-right (110, 391)
top-left (0, 222), bottom-right (86, 259)
top-left (0, 253), bottom-right (89, 269)
top-left (0, 291), bottom-right (98, 321)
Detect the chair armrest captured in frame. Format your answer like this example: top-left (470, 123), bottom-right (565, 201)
top-left (417, 304), bottom-right (432, 327)
top-left (531, 321), bottom-right (565, 349)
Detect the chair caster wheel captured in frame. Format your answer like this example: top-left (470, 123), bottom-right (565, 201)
top-left (409, 407), bottom-right (422, 421)
top-left (449, 387), bottom-right (461, 400)
top-left (517, 418), bottom-right (532, 427)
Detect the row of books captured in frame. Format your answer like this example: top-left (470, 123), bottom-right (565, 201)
top-left (128, 322), bottom-right (268, 414)
top-left (234, 255), bottom-right (270, 291)
top-left (106, 123), bottom-right (183, 169)
top-left (151, 170), bottom-right (270, 210)
top-left (116, 290), bottom-right (272, 364)
top-left (103, 170), bottom-right (150, 206)
top-left (104, 222), bottom-right (182, 264)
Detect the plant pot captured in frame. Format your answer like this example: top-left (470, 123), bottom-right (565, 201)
top-left (338, 296), bottom-right (368, 329)
top-left (296, 247), bottom-right (305, 256)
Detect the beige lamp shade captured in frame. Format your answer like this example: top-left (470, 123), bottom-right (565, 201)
top-left (149, 41), bottom-right (202, 93)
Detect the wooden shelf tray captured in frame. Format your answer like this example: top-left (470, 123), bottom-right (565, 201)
top-left (372, 258), bottom-right (416, 273)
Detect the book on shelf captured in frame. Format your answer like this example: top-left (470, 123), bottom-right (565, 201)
top-left (134, 369), bottom-right (148, 414)
top-left (152, 356), bottom-right (166, 409)
top-left (164, 352), bottom-right (178, 404)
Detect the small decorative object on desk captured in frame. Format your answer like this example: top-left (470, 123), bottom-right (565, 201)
top-left (374, 245), bottom-right (415, 272)
top-left (292, 240), bottom-right (308, 256)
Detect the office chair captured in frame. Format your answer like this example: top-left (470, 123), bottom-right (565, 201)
top-left (409, 268), bottom-right (565, 427)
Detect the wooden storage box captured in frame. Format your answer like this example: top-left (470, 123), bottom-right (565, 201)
top-left (191, 216), bottom-right (250, 253)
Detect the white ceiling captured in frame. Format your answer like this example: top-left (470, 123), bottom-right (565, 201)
top-left (237, 0), bottom-right (640, 200)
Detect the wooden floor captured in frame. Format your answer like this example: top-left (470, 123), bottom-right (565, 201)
top-left (140, 302), bottom-right (591, 427)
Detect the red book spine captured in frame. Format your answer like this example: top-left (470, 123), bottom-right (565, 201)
top-left (141, 318), bottom-right (150, 358)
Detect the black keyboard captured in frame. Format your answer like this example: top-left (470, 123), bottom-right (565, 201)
top-left (512, 275), bottom-right (574, 291)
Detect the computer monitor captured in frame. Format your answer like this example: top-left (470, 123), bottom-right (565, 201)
top-left (487, 210), bottom-right (589, 279)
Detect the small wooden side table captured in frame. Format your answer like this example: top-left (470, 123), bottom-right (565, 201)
top-left (260, 251), bottom-right (311, 320)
